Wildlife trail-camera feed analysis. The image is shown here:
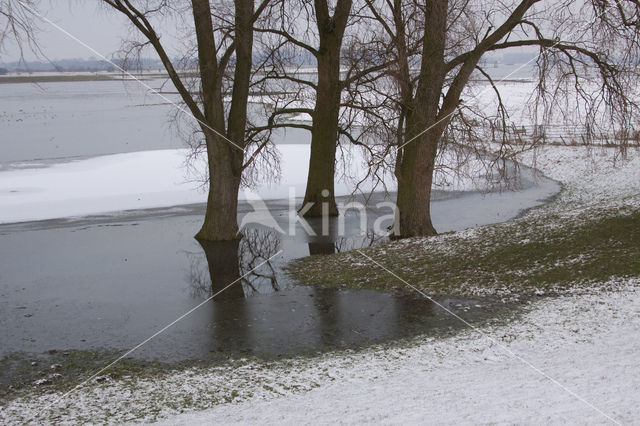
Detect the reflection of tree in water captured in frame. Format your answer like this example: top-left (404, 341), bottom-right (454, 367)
top-left (186, 224), bottom-right (384, 298)
top-left (187, 228), bottom-right (281, 300)
top-left (192, 239), bottom-right (245, 300)
top-left (333, 229), bottom-right (387, 253)
top-left (239, 228), bottom-right (281, 295)
top-left (305, 216), bottom-right (388, 255)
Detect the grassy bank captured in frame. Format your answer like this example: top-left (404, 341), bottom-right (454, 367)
top-left (287, 199), bottom-right (640, 301)
top-left (0, 349), bottom-right (180, 405)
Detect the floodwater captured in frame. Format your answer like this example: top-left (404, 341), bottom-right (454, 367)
top-left (0, 76), bottom-right (559, 367)
top-left (0, 206), bottom-right (476, 361)
top-left (0, 171), bottom-right (559, 363)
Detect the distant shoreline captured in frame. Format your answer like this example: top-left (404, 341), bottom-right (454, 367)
top-left (0, 71), bottom-right (198, 84)
top-left (0, 74), bottom-right (115, 83)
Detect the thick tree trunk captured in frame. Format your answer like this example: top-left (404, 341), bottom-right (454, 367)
top-left (301, 0), bottom-right (352, 217)
top-left (394, 0), bottom-right (449, 238)
top-left (196, 133), bottom-right (243, 241)
top-left (192, 0), bottom-right (252, 241)
top-left (302, 53), bottom-right (341, 217)
top-left (104, 0), bottom-right (261, 242)
top-left (395, 129), bottom-right (439, 237)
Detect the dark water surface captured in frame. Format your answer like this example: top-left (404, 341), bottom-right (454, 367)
top-left (0, 173), bottom-right (559, 365)
top-left (0, 203), bottom-right (471, 362)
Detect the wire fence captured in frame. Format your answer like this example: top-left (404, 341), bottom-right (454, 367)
top-left (488, 122), bottom-right (640, 147)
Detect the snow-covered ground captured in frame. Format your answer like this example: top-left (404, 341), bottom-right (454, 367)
top-left (154, 146), bottom-right (640, 426)
top-left (0, 144), bottom-right (500, 224)
top-left (5, 283), bottom-right (640, 424)
top-left (518, 145), bottom-right (640, 209)
top-left (1, 145), bottom-right (638, 425)
top-left (157, 282), bottom-right (640, 425)
top-left (0, 145), bottom-right (366, 223)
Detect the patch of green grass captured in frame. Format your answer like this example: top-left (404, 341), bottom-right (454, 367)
top-left (0, 349), bottom-right (208, 405)
top-left (287, 205), bottom-right (640, 299)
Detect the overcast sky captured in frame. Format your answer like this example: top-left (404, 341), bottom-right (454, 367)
top-left (1, 1), bottom-right (536, 64)
top-left (1, 1), bottom-right (179, 63)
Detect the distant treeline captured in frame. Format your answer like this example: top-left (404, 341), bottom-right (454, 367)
top-left (0, 57), bottom-right (164, 73)
top-left (0, 51), bottom-right (539, 76)
top-left (0, 48), bottom-right (342, 74)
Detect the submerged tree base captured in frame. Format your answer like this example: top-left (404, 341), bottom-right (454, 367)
top-left (194, 229), bottom-right (242, 242)
top-left (298, 194), bottom-right (340, 218)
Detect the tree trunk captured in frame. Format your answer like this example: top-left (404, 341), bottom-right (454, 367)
top-left (394, 0), bottom-right (449, 238)
top-left (302, 52), bottom-right (341, 216)
top-left (395, 128), bottom-right (439, 237)
top-left (192, 0), bottom-right (251, 241)
top-left (195, 133), bottom-right (243, 241)
top-left (301, 0), bottom-right (352, 217)
top-left (103, 0), bottom-right (261, 242)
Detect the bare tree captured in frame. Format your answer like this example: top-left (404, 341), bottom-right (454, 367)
top-left (302, 0), bottom-right (354, 216)
top-left (0, 0), bottom-right (41, 60)
top-left (359, 0), bottom-right (640, 238)
top-left (253, 0), bottom-right (355, 217)
top-left (101, 0), bottom-right (270, 241)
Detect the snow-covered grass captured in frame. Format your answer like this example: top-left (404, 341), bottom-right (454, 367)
top-left (159, 281), bottom-right (640, 425)
top-left (519, 145), bottom-right (639, 210)
top-left (289, 146), bottom-right (640, 300)
top-left (1, 145), bottom-right (639, 424)
top-left (2, 280), bottom-right (639, 424)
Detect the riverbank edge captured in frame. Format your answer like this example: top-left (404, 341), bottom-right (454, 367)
top-left (287, 147), bottom-right (640, 301)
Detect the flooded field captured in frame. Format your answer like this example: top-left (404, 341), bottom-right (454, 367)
top-left (0, 171), bottom-right (559, 365)
top-left (0, 76), bottom-right (560, 390)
